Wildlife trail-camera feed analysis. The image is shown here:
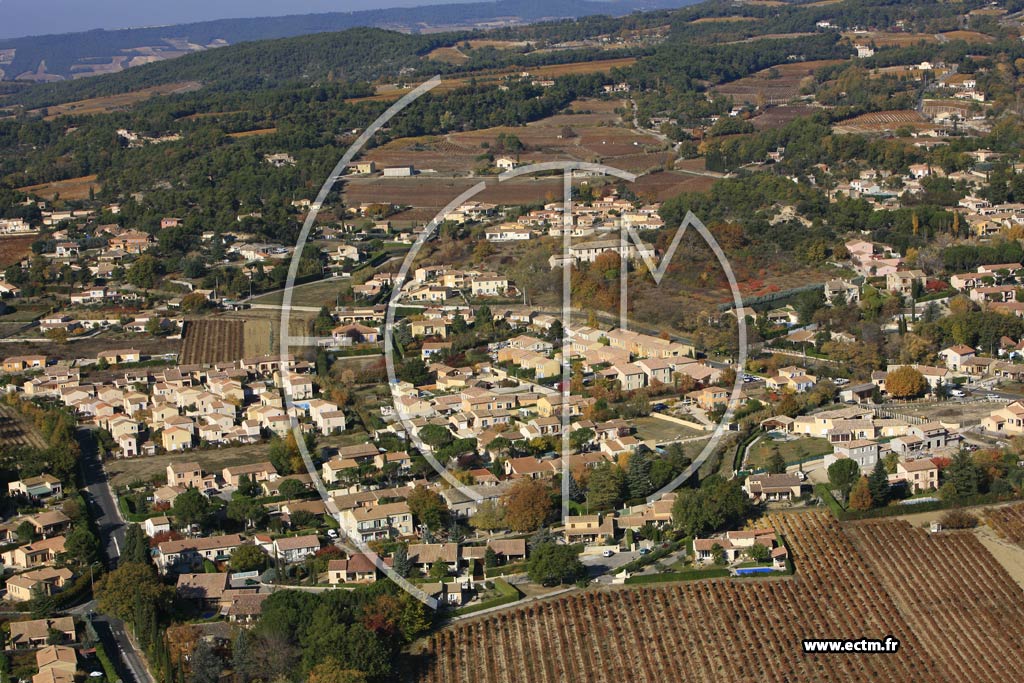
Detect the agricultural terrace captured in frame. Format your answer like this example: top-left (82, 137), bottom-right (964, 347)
top-left (416, 512), bottom-right (1024, 683)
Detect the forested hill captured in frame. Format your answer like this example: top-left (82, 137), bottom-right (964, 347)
top-left (9, 29), bottom-right (445, 109)
top-left (0, 0), bottom-right (698, 82)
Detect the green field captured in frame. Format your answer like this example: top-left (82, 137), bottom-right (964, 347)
top-left (249, 277), bottom-right (352, 308)
top-left (747, 435), bottom-right (831, 469)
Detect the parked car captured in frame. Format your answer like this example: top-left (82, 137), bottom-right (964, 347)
top-left (638, 547), bottom-right (651, 555)
top-left (602, 549), bottom-right (615, 557)
top-left (950, 389), bottom-right (966, 398)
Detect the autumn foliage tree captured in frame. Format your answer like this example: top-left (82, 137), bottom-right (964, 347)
top-left (885, 366), bottom-right (928, 399)
top-left (502, 478), bottom-right (552, 532)
top-left (848, 476), bottom-right (873, 511)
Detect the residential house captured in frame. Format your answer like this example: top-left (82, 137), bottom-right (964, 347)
top-left (144, 516), bottom-right (172, 538)
top-left (155, 534), bottom-right (244, 574)
top-left (5, 568), bottom-right (73, 602)
top-left (8, 617), bottom-right (76, 648)
top-left (222, 462), bottom-right (277, 487)
top-left (891, 458), bottom-right (939, 493)
top-left (338, 502), bottom-right (414, 542)
top-left (885, 270), bottom-right (926, 296)
top-left (3, 536), bottom-right (67, 569)
top-left (743, 473), bottom-right (802, 502)
top-left (273, 535), bottom-right (320, 564)
top-left (563, 514), bottom-right (615, 545)
top-left (327, 553), bottom-right (387, 584)
top-left (8, 474), bottom-right (63, 500)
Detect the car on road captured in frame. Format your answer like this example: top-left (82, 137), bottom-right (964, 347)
top-left (950, 389), bottom-right (966, 398)
top-left (638, 547), bottom-right (651, 555)
top-left (985, 393), bottom-right (999, 400)
top-left (601, 549), bottom-right (615, 557)
top-left (652, 403), bottom-right (668, 412)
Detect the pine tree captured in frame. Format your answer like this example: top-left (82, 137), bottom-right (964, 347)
top-left (121, 523), bottom-right (150, 565)
top-left (868, 458), bottom-right (890, 507)
top-left (947, 449), bottom-right (980, 497)
top-left (565, 471), bottom-right (585, 503)
top-left (392, 545), bottom-right (411, 578)
top-left (626, 450), bottom-right (654, 499)
top-left (849, 476), bottom-right (873, 511)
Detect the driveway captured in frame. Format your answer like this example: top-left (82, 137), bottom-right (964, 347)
top-left (581, 548), bottom-right (642, 583)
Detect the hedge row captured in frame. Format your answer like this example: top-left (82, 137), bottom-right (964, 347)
top-left (454, 579), bottom-right (521, 616)
top-left (624, 568), bottom-right (731, 584)
top-left (815, 483), bottom-right (1022, 521)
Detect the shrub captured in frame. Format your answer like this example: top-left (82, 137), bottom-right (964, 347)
top-left (940, 509), bottom-right (978, 529)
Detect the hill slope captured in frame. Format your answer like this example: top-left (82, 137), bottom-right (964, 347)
top-left (0, 0), bottom-right (697, 82)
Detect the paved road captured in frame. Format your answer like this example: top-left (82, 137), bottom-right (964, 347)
top-left (77, 429), bottom-right (153, 683)
top-left (79, 429), bottom-right (126, 566)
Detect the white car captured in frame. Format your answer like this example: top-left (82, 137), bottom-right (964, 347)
top-left (950, 389), bottom-right (966, 398)
top-left (602, 549), bottom-right (615, 558)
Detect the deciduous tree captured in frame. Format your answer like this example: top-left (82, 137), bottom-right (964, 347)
top-left (502, 478), bottom-right (552, 532)
top-left (849, 476), bottom-right (873, 511)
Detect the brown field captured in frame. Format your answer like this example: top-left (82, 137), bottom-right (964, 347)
top-left (348, 166), bottom-right (714, 219)
top-left (832, 109), bottom-right (929, 134)
top-left (984, 503), bottom-right (1024, 546)
top-left (940, 30), bottom-right (995, 44)
top-left (0, 236), bottom-right (37, 269)
top-left (361, 100), bottom-right (668, 176)
top-left (0, 403), bottom-right (47, 450)
top-left (750, 104), bottom-right (819, 130)
top-left (632, 170), bottom-right (716, 199)
top-left (8, 334), bottom-right (177, 362)
top-left (922, 99), bottom-right (982, 119)
top-left (426, 47), bottom-right (469, 64)
top-left (691, 16), bottom-right (759, 24)
top-left (30, 81), bottom-right (201, 119)
top-left (18, 174), bottom-right (100, 201)
top-left (416, 512), bottom-right (1024, 683)
top-left (179, 319), bottom-right (244, 364)
top-left (842, 32), bottom-right (937, 48)
top-left (465, 40), bottom-right (531, 50)
top-left (726, 32), bottom-right (817, 44)
top-left (227, 128), bottom-right (277, 139)
top-left (348, 58), bottom-right (638, 104)
top-left (712, 59), bottom-right (844, 105)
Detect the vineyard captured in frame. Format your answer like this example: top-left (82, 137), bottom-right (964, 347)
top-left (416, 512), bottom-right (1024, 683)
top-left (179, 319), bottom-right (244, 365)
top-left (0, 404), bottom-right (47, 450)
top-left (844, 519), bottom-right (1024, 682)
top-left (982, 503), bottom-right (1024, 546)
top-left (832, 110), bottom-right (929, 134)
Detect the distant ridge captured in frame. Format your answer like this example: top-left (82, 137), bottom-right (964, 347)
top-left (0, 0), bottom-right (698, 81)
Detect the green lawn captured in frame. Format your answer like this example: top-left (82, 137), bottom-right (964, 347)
top-left (747, 435), bottom-right (831, 470)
